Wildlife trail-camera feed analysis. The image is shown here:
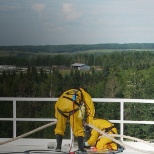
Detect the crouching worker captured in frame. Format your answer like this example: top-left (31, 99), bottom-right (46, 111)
top-left (84, 118), bottom-right (124, 152)
top-left (54, 88), bottom-right (95, 153)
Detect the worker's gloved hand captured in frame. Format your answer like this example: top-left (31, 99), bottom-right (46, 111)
top-left (83, 142), bottom-right (91, 148)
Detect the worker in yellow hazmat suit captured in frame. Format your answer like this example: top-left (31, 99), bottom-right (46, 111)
top-left (54, 88), bottom-right (95, 153)
top-left (84, 118), bottom-right (118, 151)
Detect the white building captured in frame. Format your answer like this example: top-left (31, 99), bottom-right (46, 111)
top-left (0, 65), bottom-right (16, 72)
top-left (71, 63), bottom-right (90, 70)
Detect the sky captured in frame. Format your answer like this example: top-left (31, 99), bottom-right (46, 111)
top-left (1, 0), bottom-right (154, 46)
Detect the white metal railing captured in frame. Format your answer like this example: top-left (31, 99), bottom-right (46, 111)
top-left (0, 97), bottom-right (154, 142)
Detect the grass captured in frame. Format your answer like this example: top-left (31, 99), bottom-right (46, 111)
top-left (1, 49), bottom-right (154, 58)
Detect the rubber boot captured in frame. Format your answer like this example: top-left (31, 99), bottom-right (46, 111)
top-left (55, 134), bottom-right (63, 152)
top-left (76, 136), bottom-right (87, 154)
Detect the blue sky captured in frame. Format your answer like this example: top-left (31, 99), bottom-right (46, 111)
top-left (1, 0), bottom-right (154, 45)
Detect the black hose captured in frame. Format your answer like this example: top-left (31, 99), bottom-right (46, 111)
top-left (0, 149), bottom-right (70, 154)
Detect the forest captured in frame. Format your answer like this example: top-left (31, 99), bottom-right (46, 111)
top-left (0, 46), bottom-right (154, 141)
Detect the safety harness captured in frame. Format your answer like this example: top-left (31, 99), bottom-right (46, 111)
top-left (104, 125), bottom-right (116, 134)
top-left (62, 96), bottom-right (80, 107)
top-left (57, 107), bottom-right (79, 119)
top-left (57, 89), bottom-right (83, 119)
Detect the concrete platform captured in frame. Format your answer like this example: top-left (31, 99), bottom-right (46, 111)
top-left (0, 139), bottom-right (154, 154)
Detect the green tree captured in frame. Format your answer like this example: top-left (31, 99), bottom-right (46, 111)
top-left (123, 69), bottom-right (146, 99)
top-left (104, 67), bottom-right (121, 98)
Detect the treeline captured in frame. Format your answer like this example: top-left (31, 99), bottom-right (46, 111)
top-left (0, 51), bottom-right (154, 140)
top-left (1, 51), bottom-right (154, 70)
top-left (1, 43), bottom-right (154, 53)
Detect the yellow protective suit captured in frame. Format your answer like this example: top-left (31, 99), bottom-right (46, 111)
top-left (87, 118), bottom-right (118, 150)
top-left (54, 88), bottom-right (95, 137)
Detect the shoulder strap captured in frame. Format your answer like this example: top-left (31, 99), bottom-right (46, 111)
top-left (62, 95), bottom-right (80, 107)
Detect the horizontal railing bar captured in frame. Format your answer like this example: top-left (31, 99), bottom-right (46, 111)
top-left (92, 98), bottom-right (154, 103)
top-left (0, 97), bottom-right (154, 103)
top-left (0, 118), bottom-right (57, 121)
top-left (110, 120), bottom-right (154, 124)
top-left (120, 120), bottom-right (154, 124)
top-left (1, 118), bottom-right (153, 124)
top-left (109, 120), bottom-right (154, 125)
top-left (109, 120), bottom-right (154, 124)
top-left (0, 97), bottom-right (58, 101)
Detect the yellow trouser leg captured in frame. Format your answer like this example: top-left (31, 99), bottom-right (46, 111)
top-left (70, 110), bottom-right (84, 137)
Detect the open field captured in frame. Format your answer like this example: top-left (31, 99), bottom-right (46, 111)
top-left (1, 49), bottom-right (154, 57)
top-left (0, 49), bottom-right (112, 57)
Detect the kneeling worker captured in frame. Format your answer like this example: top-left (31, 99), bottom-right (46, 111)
top-left (84, 118), bottom-right (123, 152)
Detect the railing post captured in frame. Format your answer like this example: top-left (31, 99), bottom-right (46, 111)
top-left (13, 99), bottom-right (16, 138)
top-left (120, 101), bottom-right (124, 141)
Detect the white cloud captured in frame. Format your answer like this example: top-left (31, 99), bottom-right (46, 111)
top-left (62, 3), bottom-right (81, 20)
top-left (63, 3), bottom-right (73, 14)
top-left (32, 3), bottom-right (46, 13)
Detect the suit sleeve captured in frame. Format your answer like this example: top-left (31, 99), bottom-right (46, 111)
top-left (80, 88), bottom-right (95, 124)
top-left (87, 129), bottom-right (98, 146)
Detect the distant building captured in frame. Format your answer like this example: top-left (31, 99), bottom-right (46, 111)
top-left (71, 63), bottom-right (90, 70)
top-left (0, 65), bottom-right (16, 72)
